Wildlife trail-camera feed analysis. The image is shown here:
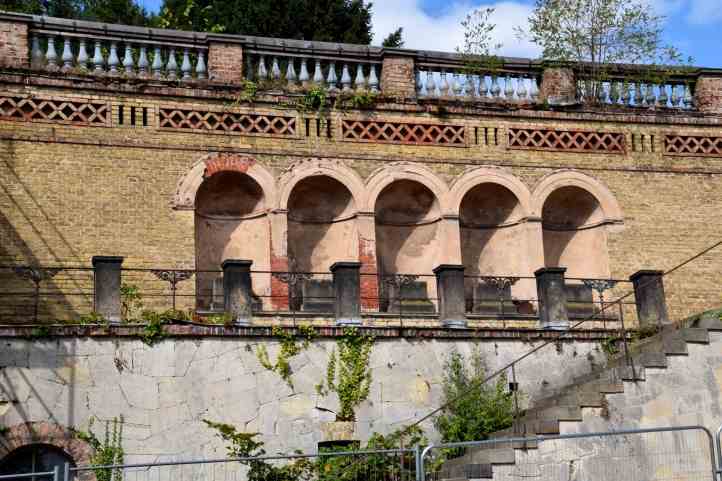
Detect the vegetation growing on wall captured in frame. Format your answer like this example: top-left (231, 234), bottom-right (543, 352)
top-left (75, 416), bottom-right (125, 481)
top-left (255, 325), bottom-right (317, 389)
top-left (315, 327), bottom-right (374, 421)
top-left (434, 349), bottom-right (515, 446)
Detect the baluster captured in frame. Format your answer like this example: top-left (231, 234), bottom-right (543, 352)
top-left (299, 58), bottom-right (310, 87)
top-left (286, 58), bottom-right (297, 88)
top-left (452, 73), bottom-right (462, 96)
top-left (517, 76), bottom-right (528, 100)
top-left (340, 63), bottom-right (352, 91)
top-left (491, 75), bottom-right (501, 98)
top-left (152, 46), bottom-right (162, 79)
top-left (166, 48), bottom-right (177, 80)
top-left (256, 55), bottom-right (267, 80)
top-left (670, 84), bottom-right (680, 107)
top-left (368, 65), bottom-right (379, 93)
top-left (77, 38), bottom-right (89, 70)
top-left (596, 82), bottom-right (607, 104)
top-left (683, 84), bottom-right (693, 108)
top-left (439, 71), bottom-right (449, 97)
top-left (271, 57), bottom-right (281, 81)
top-left (530, 76), bottom-right (539, 101)
top-left (181, 48), bottom-right (192, 80)
top-left (93, 40), bottom-right (105, 75)
top-left (311, 59), bottom-right (323, 85)
top-left (31, 34), bottom-right (43, 68)
top-left (107, 41), bottom-right (119, 74)
top-left (122, 43), bottom-right (134, 75)
top-left (426, 70), bottom-right (435, 97)
top-left (45, 36), bottom-right (58, 69)
top-left (354, 63), bottom-right (366, 90)
top-left (645, 83), bottom-right (656, 105)
top-left (196, 49), bottom-right (207, 80)
top-left (658, 83), bottom-right (668, 107)
top-left (609, 81), bottom-right (620, 104)
top-left (137, 45), bottom-right (149, 77)
top-left (469, 75), bottom-right (479, 98)
top-left (416, 69), bottom-right (424, 97)
top-left (504, 75), bottom-right (514, 99)
top-left (482, 75), bottom-right (491, 98)
top-left (327, 62), bottom-right (338, 92)
top-left (621, 81), bottom-right (631, 106)
top-left (61, 36), bottom-right (73, 71)
top-left (633, 82), bottom-right (643, 106)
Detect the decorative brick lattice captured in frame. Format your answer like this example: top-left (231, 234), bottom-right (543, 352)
top-left (341, 119), bottom-right (466, 146)
top-left (0, 96), bottom-right (109, 125)
top-left (158, 108), bottom-right (297, 136)
top-left (664, 134), bottom-right (722, 157)
top-left (508, 128), bottom-right (625, 153)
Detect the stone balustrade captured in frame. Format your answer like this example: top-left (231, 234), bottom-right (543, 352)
top-left (29, 29), bottom-right (208, 80)
top-left (415, 67), bottom-right (540, 102)
top-left (577, 79), bottom-right (694, 109)
top-left (244, 51), bottom-right (381, 92)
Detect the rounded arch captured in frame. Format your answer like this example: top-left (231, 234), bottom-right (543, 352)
top-left (172, 153), bottom-right (277, 210)
top-left (365, 162), bottom-right (450, 214)
top-left (277, 158), bottom-right (366, 213)
top-left (531, 170), bottom-right (623, 223)
top-left (449, 166), bottom-right (533, 218)
top-left (0, 422), bottom-right (93, 471)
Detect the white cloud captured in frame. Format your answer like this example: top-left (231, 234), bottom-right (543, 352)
top-left (643, 0), bottom-right (722, 25)
top-left (371, 0), bottom-right (541, 58)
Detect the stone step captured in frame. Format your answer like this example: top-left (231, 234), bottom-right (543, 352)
top-left (524, 405), bottom-right (583, 422)
top-left (679, 327), bottom-right (710, 343)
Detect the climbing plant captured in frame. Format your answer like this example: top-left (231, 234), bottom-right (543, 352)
top-left (315, 327), bottom-right (374, 421)
top-left (255, 325), bottom-right (317, 389)
top-left (75, 416), bottom-right (125, 481)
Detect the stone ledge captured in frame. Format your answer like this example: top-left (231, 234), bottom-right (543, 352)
top-left (0, 323), bottom-right (617, 340)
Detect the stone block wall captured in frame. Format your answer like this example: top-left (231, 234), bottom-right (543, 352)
top-left (0, 20), bottom-right (28, 69)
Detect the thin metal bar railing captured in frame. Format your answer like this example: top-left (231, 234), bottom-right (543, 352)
top-left (420, 425), bottom-right (718, 481)
top-left (716, 422), bottom-right (722, 481)
top-left (0, 467), bottom-right (59, 481)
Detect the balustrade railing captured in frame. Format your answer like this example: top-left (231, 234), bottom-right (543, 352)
top-left (415, 59), bottom-right (541, 102)
top-left (28, 29), bottom-right (208, 80)
top-left (244, 51), bottom-right (381, 92)
top-left (463, 275), bottom-right (538, 318)
top-left (577, 79), bottom-right (694, 109)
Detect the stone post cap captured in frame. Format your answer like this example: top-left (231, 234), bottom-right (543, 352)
top-left (330, 261), bottom-right (362, 272)
top-left (221, 259), bottom-right (253, 269)
top-left (433, 264), bottom-right (465, 274)
top-left (534, 267), bottom-right (567, 276)
top-left (91, 255), bottom-right (124, 265)
top-left (629, 270), bottom-right (664, 282)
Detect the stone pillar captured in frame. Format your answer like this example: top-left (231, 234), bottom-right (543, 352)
top-left (269, 210), bottom-right (290, 310)
top-left (331, 262), bottom-right (362, 326)
top-left (539, 67), bottom-right (577, 106)
top-left (380, 51), bottom-right (416, 98)
top-left (208, 41), bottom-right (243, 83)
top-left (535, 267), bottom-right (569, 329)
top-left (0, 19), bottom-right (29, 69)
top-left (92, 256), bottom-right (123, 323)
top-left (694, 75), bottom-right (722, 114)
top-left (222, 259), bottom-right (253, 325)
top-left (433, 264), bottom-right (467, 328)
top-left (630, 270), bottom-right (670, 327)
top-left (440, 215), bottom-right (463, 265)
top-left (357, 213), bottom-right (379, 310)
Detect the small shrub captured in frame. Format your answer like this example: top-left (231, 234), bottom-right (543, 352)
top-left (75, 416), bottom-right (124, 481)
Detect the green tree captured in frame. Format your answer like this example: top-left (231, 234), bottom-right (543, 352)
top-left (381, 27), bottom-right (403, 48)
top-left (434, 349), bottom-right (515, 445)
top-left (0, 0), bottom-right (153, 26)
top-left (157, 0), bottom-right (373, 43)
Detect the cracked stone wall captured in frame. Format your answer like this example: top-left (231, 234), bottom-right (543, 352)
top-left (0, 336), bottom-right (603, 463)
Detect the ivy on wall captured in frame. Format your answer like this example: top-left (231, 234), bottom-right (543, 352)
top-left (255, 325), bottom-right (317, 389)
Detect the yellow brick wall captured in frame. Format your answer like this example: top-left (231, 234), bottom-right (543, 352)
top-left (1, 82), bottom-right (721, 322)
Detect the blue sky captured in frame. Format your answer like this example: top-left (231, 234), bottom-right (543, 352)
top-left (137, 0), bottom-right (722, 67)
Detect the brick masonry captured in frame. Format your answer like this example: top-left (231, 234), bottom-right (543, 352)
top-left (208, 42), bottom-right (244, 83)
top-left (694, 76), bottom-right (722, 114)
top-left (539, 67), bottom-right (577, 105)
top-left (380, 56), bottom-right (416, 98)
top-left (0, 21), bottom-right (28, 69)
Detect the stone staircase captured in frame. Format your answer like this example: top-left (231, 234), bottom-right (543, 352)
top-left (434, 309), bottom-right (722, 481)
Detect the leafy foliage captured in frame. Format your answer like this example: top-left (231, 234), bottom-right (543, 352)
top-left (75, 416), bottom-right (124, 481)
top-left (2, 0), bottom-right (154, 26)
top-left (381, 28), bottom-right (404, 48)
top-left (316, 327), bottom-right (374, 421)
top-left (120, 283), bottom-right (143, 321)
top-left (456, 7), bottom-right (504, 75)
top-left (77, 311), bottom-right (108, 325)
top-left (157, 0), bottom-right (373, 44)
top-left (434, 349), bottom-right (515, 446)
top-left (255, 325), bottom-right (317, 389)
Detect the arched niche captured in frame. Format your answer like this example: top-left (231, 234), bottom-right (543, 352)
top-left (286, 175), bottom-right (359, 312)
top-left (194, 171), bottom-right (270, 311)
top-left (541, 185), bottom-right (610, 279)
top-left (459, 183), bottom-right (537, 314)
top-left (374, 179), bottom-right (441, 313)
